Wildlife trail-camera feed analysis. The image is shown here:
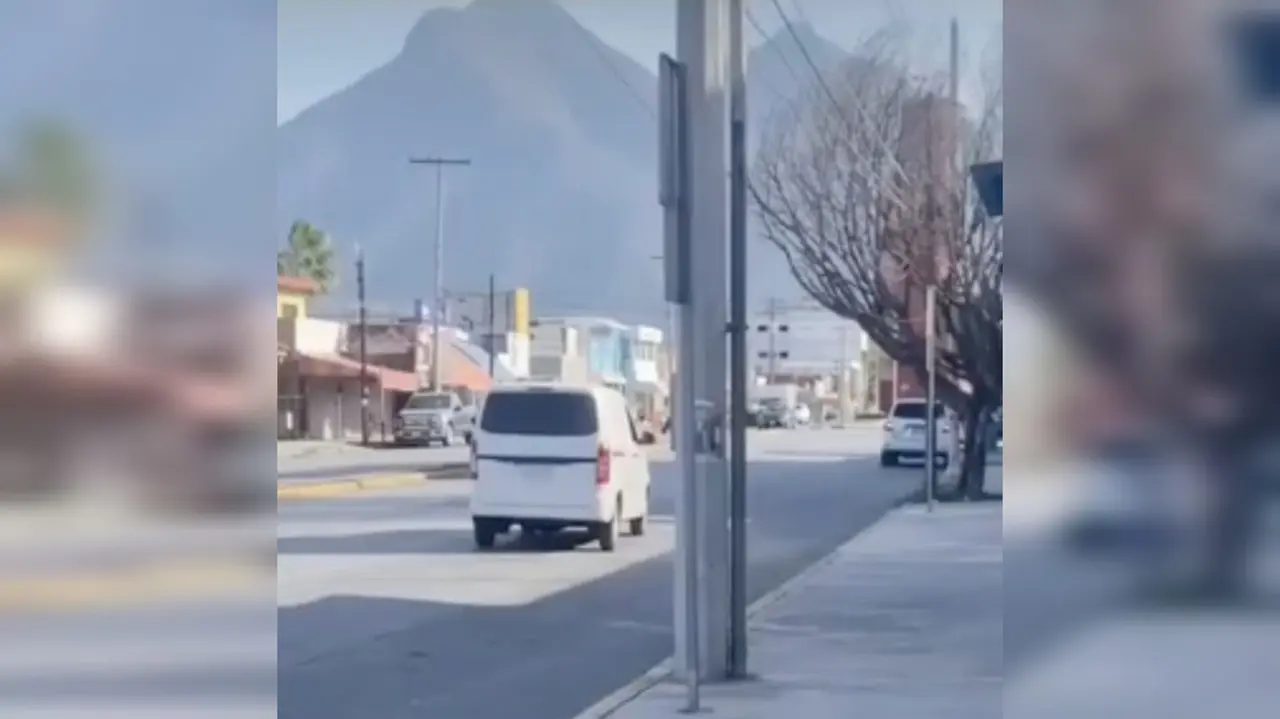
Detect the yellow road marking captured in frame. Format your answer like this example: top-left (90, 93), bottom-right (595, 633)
top-left (276, 473), bottom-right (425, 500)
top-left (0, 559), bottom-right (268, 614)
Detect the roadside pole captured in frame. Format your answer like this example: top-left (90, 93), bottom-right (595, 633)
top-left (925, 285), bottom-right (937, 512)
top-left (659, 52), bottom-right (700, 712)
top-left (673, 0), bottom-right (731, 691)
top-left (356, 245), bottom-right (370, 446)
top-left (726, 0), bottom-right (750, 680)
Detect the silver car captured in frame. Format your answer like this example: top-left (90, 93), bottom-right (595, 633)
top-left (395, 391), bottom-right (464, 447)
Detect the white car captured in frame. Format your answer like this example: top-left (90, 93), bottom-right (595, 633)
top-left (792, 403), bottom-right (812, 425)
top-left (880, 399), bottom-right (951, 467)
top-left (469, 382), bottom-right (654, 552)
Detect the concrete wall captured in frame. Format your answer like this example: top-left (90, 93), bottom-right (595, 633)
top-left (292, 377), bottom-right (397, 441)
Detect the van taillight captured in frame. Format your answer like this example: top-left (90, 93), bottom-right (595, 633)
top-left (595, 445), bottom-right (611, 486)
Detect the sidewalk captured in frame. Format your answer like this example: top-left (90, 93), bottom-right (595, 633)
top-left (594, 504), bottom-right (1003, 719)
top-left (277, 439), bottom-right (381, 462)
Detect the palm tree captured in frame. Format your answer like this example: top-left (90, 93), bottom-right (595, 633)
top-left (15, 120), bottom-right (94, 222)
top-left (278, 220), bottom-right (337, 292)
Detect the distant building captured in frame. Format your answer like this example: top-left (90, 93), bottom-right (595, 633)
top-left (533, 316), bottom-right (630, 392)
top-left (277, 275), bottom-right (318, 320)
top-left (625, 324), bottom-right (666, 420)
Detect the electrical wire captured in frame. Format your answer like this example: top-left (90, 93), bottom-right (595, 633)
top-left (764, 0), bottom-right (912, 191)
top-left (566, 15), bottom-right (655, 118)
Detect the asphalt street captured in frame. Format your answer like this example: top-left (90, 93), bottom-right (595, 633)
top-left (277, 427), bottom-right (920, 719)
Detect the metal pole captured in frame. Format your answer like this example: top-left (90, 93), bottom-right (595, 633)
top-left (409, 156), bottom-right (471, 391)
top-left (659, 51), bottom-right (699, 712)
top-left (925, 285), bottom-right (937, 511)
top-left (357, 245), bottom-right (370, 446)
top-left (431, 163), bottom-right (445, 391)
top-left (726, 0), bottom-right (749, 680)
top-left (487, 273), bottom-right (497, 378)
top-left (837, 323), bottom-right (850, 428)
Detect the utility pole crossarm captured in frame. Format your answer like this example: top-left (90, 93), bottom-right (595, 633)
top-left (408, 157), bottom-right (473, 166)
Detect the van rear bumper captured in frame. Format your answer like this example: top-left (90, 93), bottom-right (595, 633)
top-left (470, 498), bottom-right (611, 526)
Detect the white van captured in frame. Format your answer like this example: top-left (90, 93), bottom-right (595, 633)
top-left (469, 383), bottom-right (654, 551)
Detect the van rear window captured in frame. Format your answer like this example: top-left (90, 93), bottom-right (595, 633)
top-left (480, 391), bottom-right (598, 436)
top-left (892, 402), bottom-right (944, 420)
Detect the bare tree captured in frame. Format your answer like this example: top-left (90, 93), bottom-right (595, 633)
top-left (751, 31), bottom-right (1003, 498)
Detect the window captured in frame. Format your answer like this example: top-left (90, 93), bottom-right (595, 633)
top-left (281, 303), bottom-right (299, 319)
top-left (404, 393), bottom-right (454, 410)
top-left (891, 402), bottom-right (945, 420)
top-left (480, 390), bottom-right (598, 436)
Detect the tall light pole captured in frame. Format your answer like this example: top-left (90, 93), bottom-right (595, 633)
top-left (409, 156), bottom-right (471, 390)
top-left (726, 0), bottom-right (750, 680)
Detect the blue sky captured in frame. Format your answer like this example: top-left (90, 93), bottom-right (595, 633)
top-left (277, 0), bottom-right (1002, 124)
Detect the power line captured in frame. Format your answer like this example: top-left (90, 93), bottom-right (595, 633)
top-left (764, 0), bottom-right (912, 199)
top-left (567, 16), bottom-right (655, 118)
top-left (744, 5), bottom-right (802, 93)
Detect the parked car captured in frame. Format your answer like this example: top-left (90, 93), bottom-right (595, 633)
top-left (792, 403), bottom-right (812, 426)
top-left (880, 399), bottom-right (951, 467)
top-left (756, 398), bottom-right (794, 429)
top-left (394, 390), bottom-right (466, 447)
top-left (469, 382), bottom-right (654, 551)
top-left (662, 399), bottom-right (717, 435)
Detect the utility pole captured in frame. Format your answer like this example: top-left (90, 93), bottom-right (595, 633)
top-left (949, 18), bottom-right (960, 111)
top-left (671, 0), bottom-right (732, 695)
top-left (356, 245), bottom-right (370, 446)
top-left (837, 322), bottom-right (851, 427)
top-left (726, 0), bottom-right (749, 680)
top-left (925, 285), bottom-right (938, 512)
top-left (487, 273), bottom-right (497, 378)
top-left (409, 156), bottom-right (471, 391)
top-left (660, 50), bottom-right (699, 710)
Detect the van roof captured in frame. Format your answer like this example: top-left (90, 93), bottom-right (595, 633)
top-left (489, 380), bottom-right (597, 395)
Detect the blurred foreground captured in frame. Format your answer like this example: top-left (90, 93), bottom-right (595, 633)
top-left (0, 3), bottom-right (276, 715)
top-left (1006, 0), bottom-right (1280, 715)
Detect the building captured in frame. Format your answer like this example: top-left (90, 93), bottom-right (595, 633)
top-left (277, 276), bottom-right (420, 441)
top-left (527, 322), bottom-right (589, 383)
top-left (879, 92), bottom-right (967, 411)
top-left (276, 275), bottom-right (317, 319)
top-left (532, 316), bottom-right (630, 392)
top-left (624, 324), bottom-right (666, 421)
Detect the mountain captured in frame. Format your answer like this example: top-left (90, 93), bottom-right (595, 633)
top-left (744, 22), bottom-right (849, 305)
top-left (277, 0), bottom-right (851, 322)
top-left (278, 0), bottom-right (662, 322)
top-left (747, 21), bottom-right (849, 137)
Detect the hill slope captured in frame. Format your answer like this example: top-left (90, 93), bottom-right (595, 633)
top-left (278, 0), bottom-right (851, 321)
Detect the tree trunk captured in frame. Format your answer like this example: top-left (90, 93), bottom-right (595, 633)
top-left (955, 399), bottom-right (991, 500)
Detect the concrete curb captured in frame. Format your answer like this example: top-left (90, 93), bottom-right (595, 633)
top-left (276, 473), bottom-right (428, 500)
top-left (570, 491), bottom-right (919, 719)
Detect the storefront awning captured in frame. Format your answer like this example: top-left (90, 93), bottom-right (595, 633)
top-left (283, 352), bottom-right (419, 393)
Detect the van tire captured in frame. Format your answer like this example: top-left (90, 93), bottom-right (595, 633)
top-left (473, 519), bottom-right (497, 550)
top-left (597, 501), bottom-right (620, 552)
top-left (628, 515), bottom-right (647, 537)
top-left (880, 451), bottom-right (897, 467)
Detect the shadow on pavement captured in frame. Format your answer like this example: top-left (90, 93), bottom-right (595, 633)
top-left (278, 527), bottom-right (603, 555)
top-left (277, 456), bottom-right (919, 719)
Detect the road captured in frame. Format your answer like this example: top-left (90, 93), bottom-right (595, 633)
top-left (277, 427), bottom-right (919, 719)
